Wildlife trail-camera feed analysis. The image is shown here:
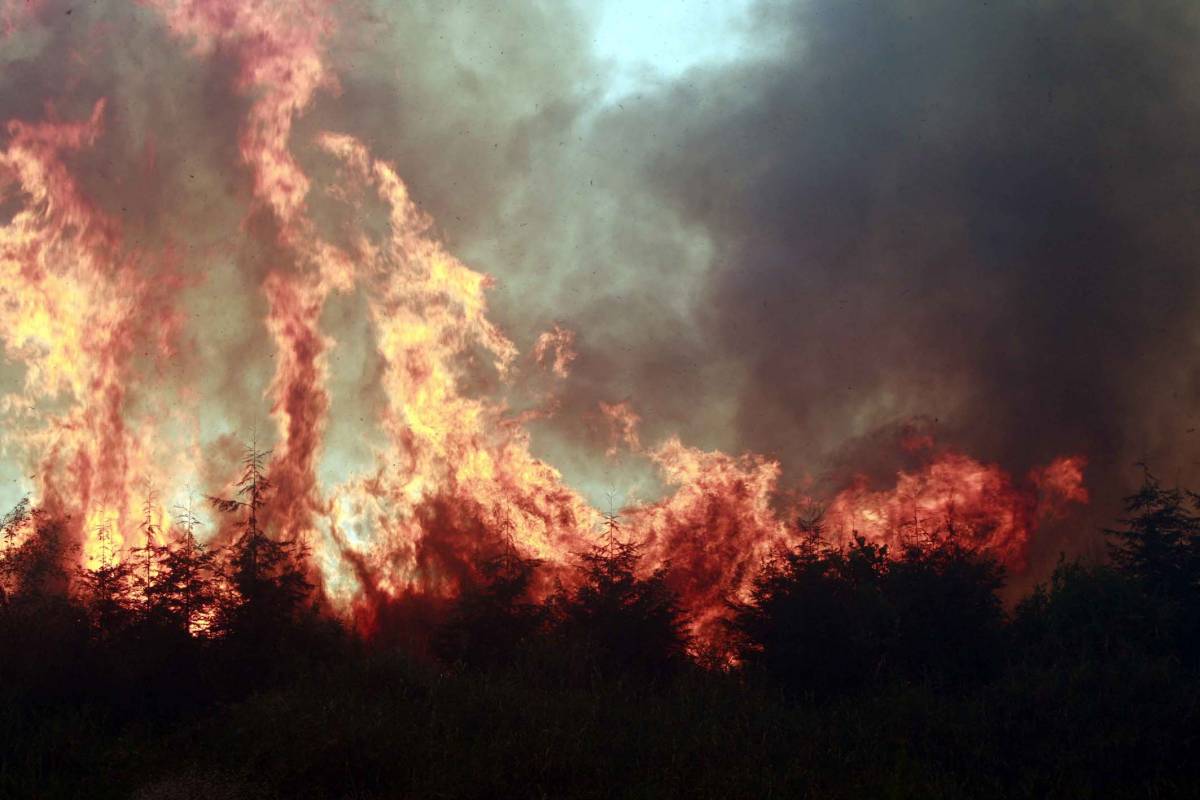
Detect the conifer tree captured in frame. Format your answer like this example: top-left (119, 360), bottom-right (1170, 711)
top-left (435, 514), bottom-right (545, 668)
top-left (130, 485), bottom-right (166, 618)
top-left (1106, 467), bottom-right (1200, 599)
top-left (143, 493), bottom-right (217, 634)
top-left (209, 440), bottom-right (311, 642)
top-left (550, 500), bottom-right (689, 679)
top-left (1105, 466), bottom-right (1200, 662)
top-left (77, 518), bottom-right (133, 638)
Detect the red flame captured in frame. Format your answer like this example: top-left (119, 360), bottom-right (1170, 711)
top-left (824, 453), bottom-right (1089, 571)
top-left (0, 1), bottom-right (1091, 650)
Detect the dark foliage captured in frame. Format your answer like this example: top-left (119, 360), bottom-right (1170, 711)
top-left (206, 443), bottom-right (327, 687)
top-left (885, 533), bottom-right (1006, 685)
top-left (730, 529), bottom-right (1005, 694)
top-left (1, 472), bottom-right (1200, 798)
top-left (546, 538), bottom-right (691, 682)
top-left (434, 549), bottom-right (546, 669)
top-left (731, 532), bottom-right (892, 693)
top-left (1103, 469), bottom-right (1200, 665)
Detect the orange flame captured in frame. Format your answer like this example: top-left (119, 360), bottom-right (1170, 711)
top-left (534, 323), bottom-right (577, 379)
top-left (0, 1), bottom-right (1091, 652)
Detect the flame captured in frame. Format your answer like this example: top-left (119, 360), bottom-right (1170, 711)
top-left (0, 1), bottom-right (1092, 652)
top-left (599, 401), bottom-right (642, 456)
top-left (823, 453), bottom-right (1089, 570)
top-left (310, 133), bottom-right (593, 623)
top-left (1, 0), bottom-right (42, 39)
top-left (629, 437), bottom-right (789, 642)
top-left (534, 323), bottom-right (577, 379)
top-left (0, 97), bottom-right (183, 558)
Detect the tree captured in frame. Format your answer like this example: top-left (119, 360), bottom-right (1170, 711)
top-left (209, 441), bottom-right (312, 644)
top-left (1106, 468), bottom-right (1200, 599)
top-left (731, 532), bottom-right (891, 694)
top-left (1104, 467), bottom-right (1200, 663)
top-left (0, 503), bottom-right (74, 602)
top-left (142, 495), bottom-right (218, 635)
top-left (549, 507), bottom-right (690, 681)
top-left (0, 497), bottom-right (32, 604)
top-left (883, 530), bottom-right (1005, 686)
top-left (76, 518), bottom-right (134, 639)
top-left (434, 538), bottom-right (546, 669)
top-left (732, 520), bottom-right (1006, 694)
top-left (129, 486), bottom-right (166, 617)
top-left (0, 508), bottom-right (89, 702)
top-left (1012, 557), bottom-right (1170, 665)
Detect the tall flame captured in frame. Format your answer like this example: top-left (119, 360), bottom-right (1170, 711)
top-left (0, 0), bottom-right (1090, 648)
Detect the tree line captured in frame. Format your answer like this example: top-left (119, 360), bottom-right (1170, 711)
top-left (2, 459), bottom-right (1199, 797)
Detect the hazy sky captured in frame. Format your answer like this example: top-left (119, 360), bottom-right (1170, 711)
top-left (592, 0), bottom-right (760, 99)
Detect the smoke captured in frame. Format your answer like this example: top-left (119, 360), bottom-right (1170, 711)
top-left (343, 0), bottom-right (1200, 569)
top-left (576, 0), bottom-right (1200, 538)
top-left (305, 0), bottom-right (1200, 538)
top-left (1, 0), bottom-right (1183, 634)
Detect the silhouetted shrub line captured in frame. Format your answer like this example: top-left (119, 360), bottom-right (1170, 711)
top-left (1, 468), bottom-right (1198, 797)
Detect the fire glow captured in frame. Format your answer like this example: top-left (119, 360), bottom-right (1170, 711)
top-left (0, 0), bottom-right (1088, 648)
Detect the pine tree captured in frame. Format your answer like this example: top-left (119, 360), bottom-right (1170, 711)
top-left (77, 517), bottom-right (133, 638)
top-left (435, 513), bottom-right (545, 668)
top-left (143, 493), bottom-right (217, 634)
top-left (550, 501), bottom-right (689, 680)
top-left (209, 440), bottom-right (312, 642)
top-left (130, 485), bottom-right (166, 617)
top-left (1106, 467), bottom-right (1200, 599)
top-left (1105, 467), bottom-right (1200, 663)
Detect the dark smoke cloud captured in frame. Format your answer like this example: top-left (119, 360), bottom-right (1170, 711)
top-left (600, 0), bottom-right (1200, 556)
top-left (4, 0), bottom-right (1198, 569)
top-left (311, 2), bottom-right (1200, 555)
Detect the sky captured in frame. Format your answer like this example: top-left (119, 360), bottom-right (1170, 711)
top-left (592, 0), bottom-right (761, 100)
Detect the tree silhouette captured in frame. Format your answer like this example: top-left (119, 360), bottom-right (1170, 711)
top-left (209, 441), bottom-right (312, 645)
top-left (732, 520), bottom-right (1005, 693)
top-left (0, 497), bottom-right (32, 605)
top-left (142, 494), bottom-right (217, 635)
top-left (0, 500), bottom-right (73, 603)
top-left (77, 518), bottom-right (134, 639)
top-left (549, 506), bottom-right (689, 680)
top-left (1012, 557), bottom-right (1169, 665)
top-left (434, 525), bottom-right (546, 669)
top-left (1104, 467), bottom-right (1200, 663)
top-left (0, 509), bottom-right (89, 703)
top-left (1106, 467), bottom-right (1200, 597)
top-left (883, 530), bottom-right (1005, 686)
top-left (731, 531), bottom-right (891, 694)
top-left (129, 485), bottom-right (165, 615)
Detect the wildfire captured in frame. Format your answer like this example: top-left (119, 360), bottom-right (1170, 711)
top-left (0, 0), bottom-right (1090, 649)
top-left (823, 453), bottom-right (1089, 570)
